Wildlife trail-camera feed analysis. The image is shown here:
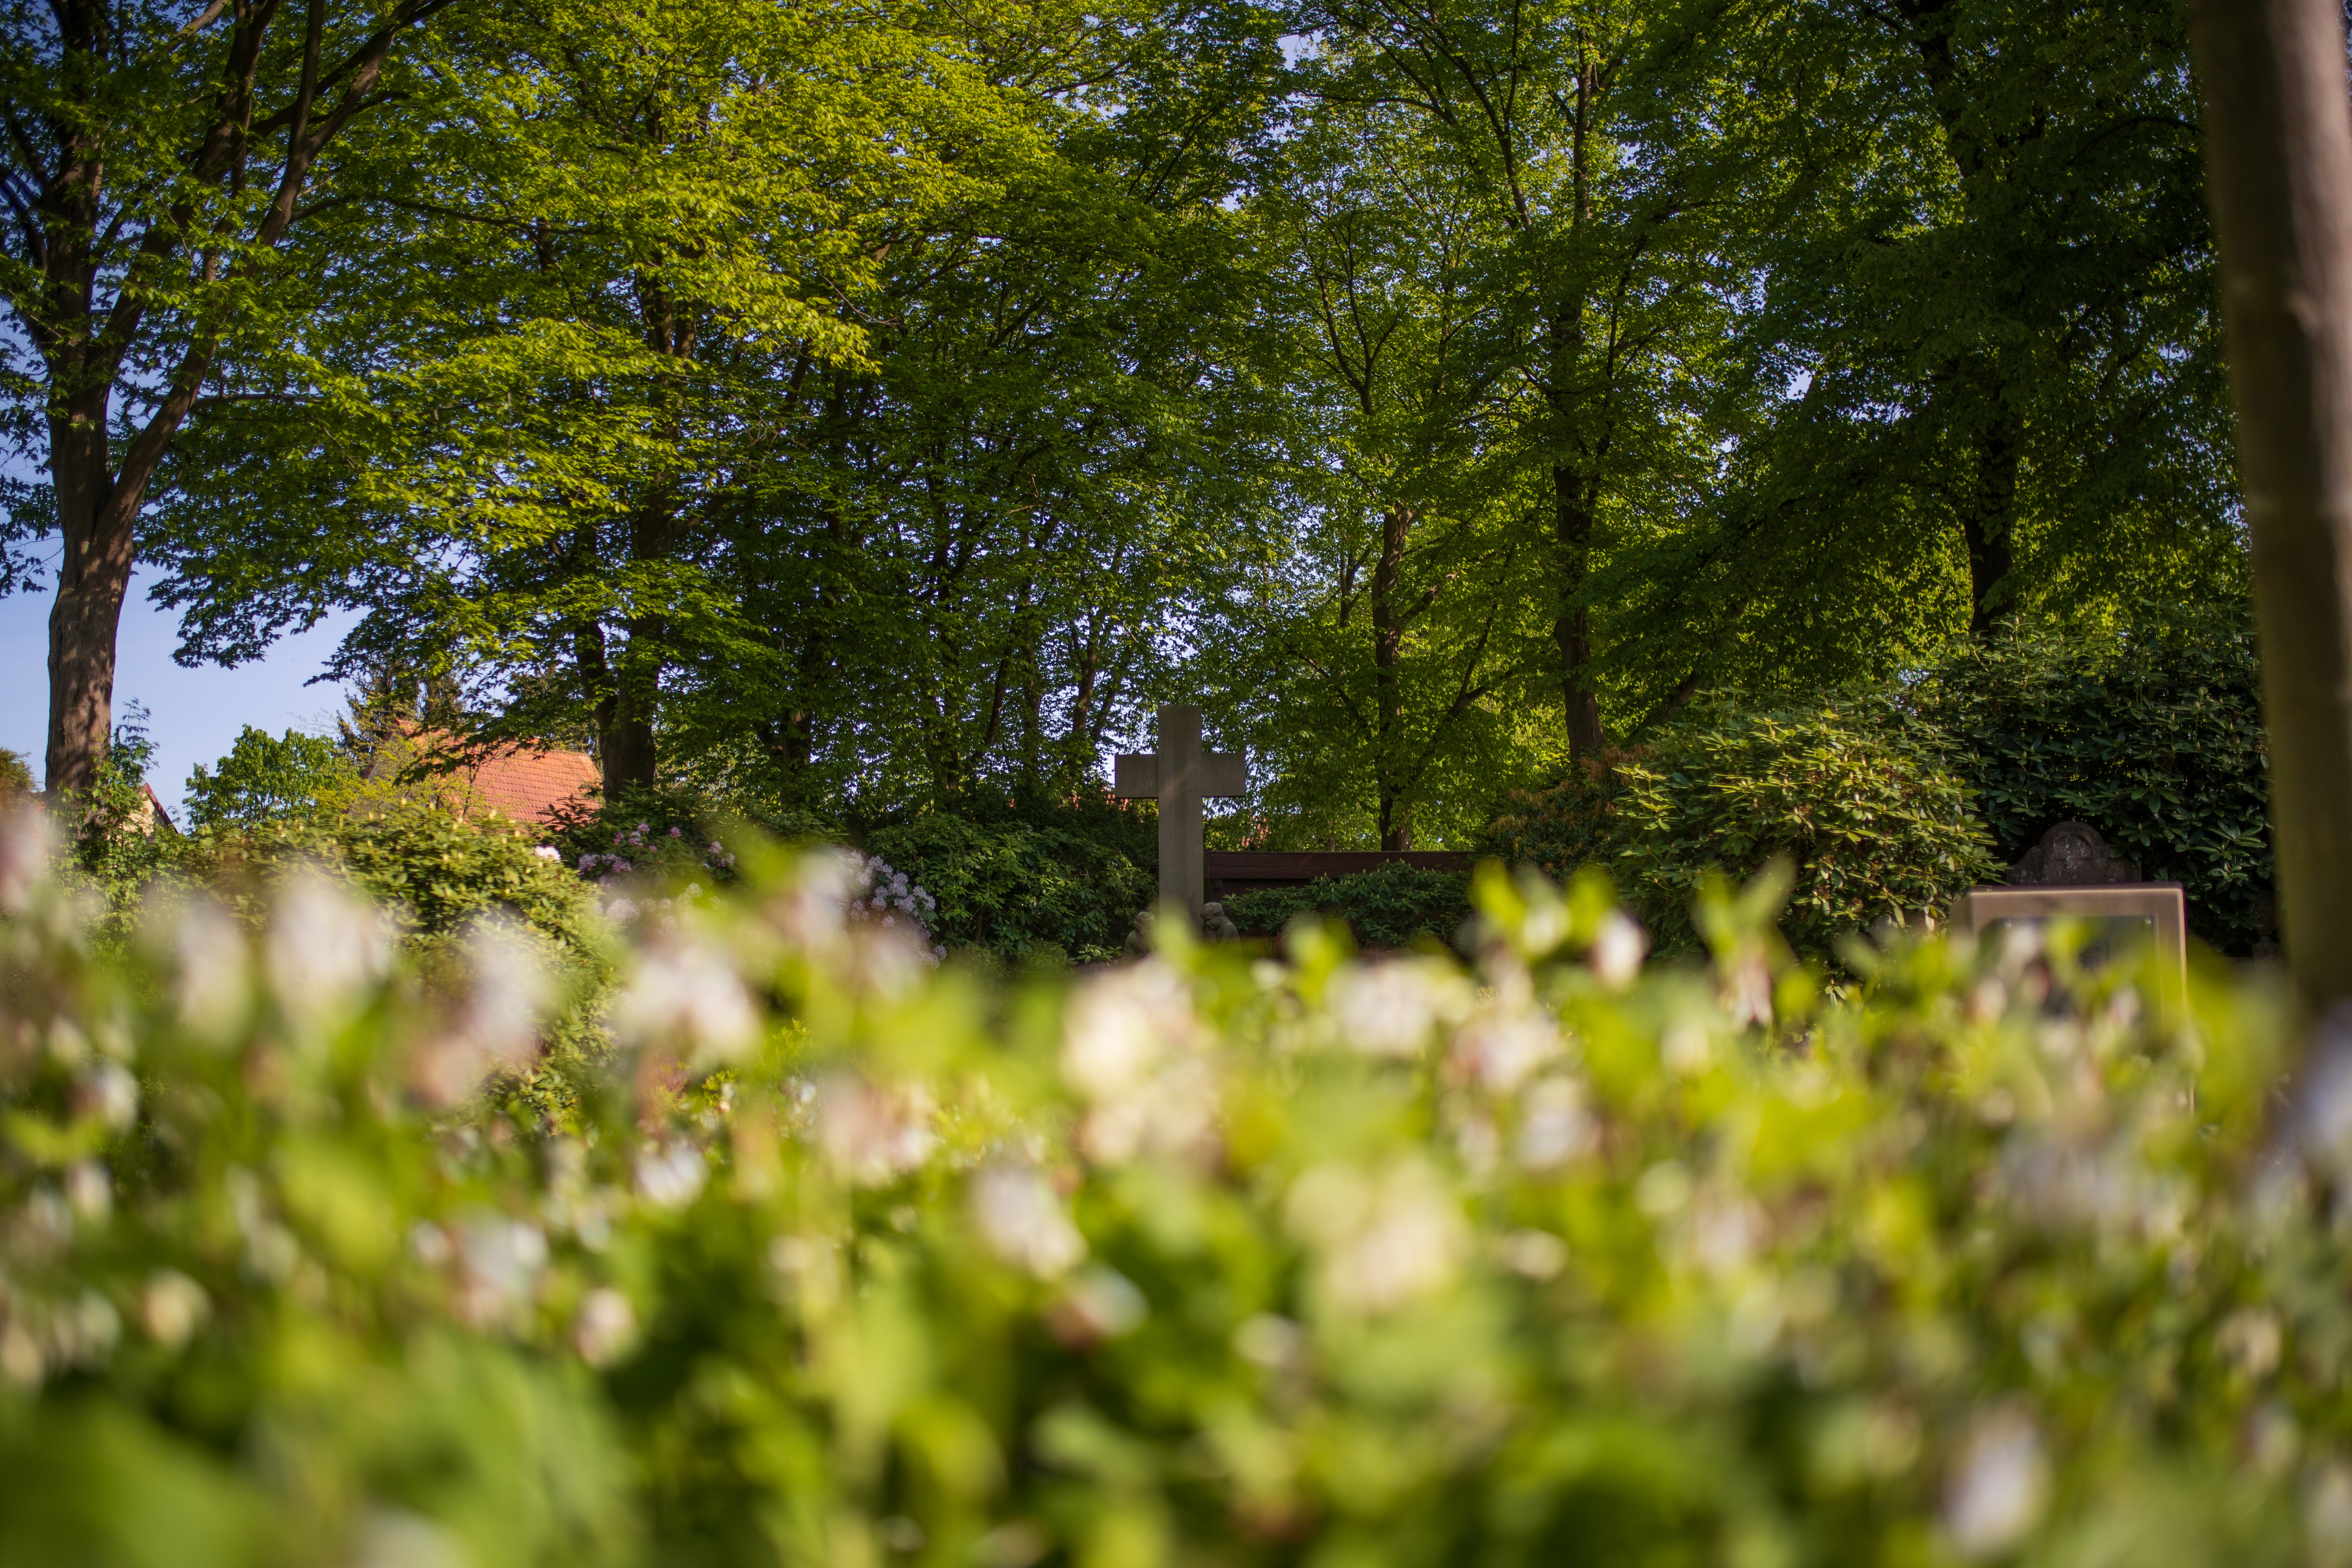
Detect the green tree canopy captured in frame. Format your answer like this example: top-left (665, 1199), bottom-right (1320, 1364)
top-left (184, 726), bottom-right (357, 829)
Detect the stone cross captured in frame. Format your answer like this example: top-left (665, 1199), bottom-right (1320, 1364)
top-left (1114, 704), bottom-right (1245, 921)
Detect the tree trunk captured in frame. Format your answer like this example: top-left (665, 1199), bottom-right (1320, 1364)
top-left (600, 692), bottom-right (659, 795)
top-left (24, 0), bottom-right (449, 795)
top-left (44, 396), bottom-right (135, 797)
top-left (1372, 505), bottom-right (1412, 849)
top-left (1551, 66), bottom-right (1608, 766)
top-left (1553, 463), bottom-right (1607, 760)
top-left (601, 607), bottom-right (664, 794)
top-left (1959, 413), bottom-right (2020, 635)
top-left (2187, 0), bottom-right (2352, 1009)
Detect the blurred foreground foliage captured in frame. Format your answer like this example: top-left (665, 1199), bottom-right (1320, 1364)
top-left (0, 806), bottom-right (2342, 1568)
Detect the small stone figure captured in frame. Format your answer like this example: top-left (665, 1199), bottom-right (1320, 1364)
top-left (2009, 821), bottom-right (2141, 886)
top-left (1200, 901), bottom-right (1240, 942)
top-left (1123, 908), bottom-right (1157, 958)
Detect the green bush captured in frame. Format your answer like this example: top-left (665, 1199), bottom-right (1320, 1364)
top-left (0, 820), bottom-right (2335, 1568)
top-left (1911, 614), bottom-right (2272, 953)
top-left (1490, 693), bottom-right (1999, 962)
top-left (542, 779), bottom-right (836, 878)
top-left (178, 808), bottom-right (617, 1093)
top-left (862, 812), bottom-right (1155, 965)
top-left (181, 805), bottom-right (607, 954)
top-left (60, 705), bottom-right (183, 934)
top-left (1223, 861), bottom-right (1472, 949)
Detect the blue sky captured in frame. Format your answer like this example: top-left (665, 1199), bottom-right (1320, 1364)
top-left (3, 569), bottom-right (356, 821)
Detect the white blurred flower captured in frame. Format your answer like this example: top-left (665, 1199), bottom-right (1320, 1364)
top-left (44, 1017), bottom-right (89, 1067)
top-left (1496, 1228), bottom-right (1567, 1279)
top-left (353, 1508), bottom-right (467, 1568)
top-left (1721, 953), bottom-right (1774, 1031)
top-left (141, 891), bottom-right (250, 1044)
top-left (1233, 1313), bottom-right (1307, 1371)
top-left (1329, 961), bottom-right (1461, 1059)
top-left (816, 1074), bottom-right (937, 1185)
top-left (1516, 1076), bottom-right (1595, 1169)
top-left (409, 1221), bottom-right (454, 1267)
top-left (1634, 1161), bottom-right (1691, 1217)
top-left (0, 1319), bottom-right (39, 1387)
top-left (2217, 1308), bottom-right (2283, 1380)
top-left (574, 1287), bottom-right (638, 1367)
top-left (1285, 1160), bottom-right (1470, 1315)
top-left (2309, 1463), bottom-right (2352, 1563)
top-left (1450, 1007), bottom-right (1561, 1095)
top-left (78, 1062), bottom-right (138, 1130)
top-left (456, 1216), bottom-right (549, 1328)
top-left (411, 913), bottom-right (553, 1108)
top-left (64, 1160), bottom-right (110, 1224)
top-left (1662, 1015), bottom-right (1714, 1076)
top-left (0, 803), bottom-right (54, 916)
top-left (1520, 897), bottom-right (1568, 956)
top-left (1944, 1406), bottom-right (2048, 1559)
top-left (1684, 1191), bottom-right (1765, 1276)
top-left (635, 1140), bottom-right (708, 1209)
top-left (1589, 912), bottom-right (1648, 991)
top-left (1079, 1052), bottom-right (1218, 1167)
top-left (21, 1187), bottom-right (70, 1249)
top-left (604, 897), bottom-right (639, 922)
top-left (1053, 1266), bottom-right (1148, 1340)
top-left (532, 845), bottom-right (560, 861)
top-left (1063, 963), bottom-right (1191, 1100)
top-left (54, 1290), bottom-right (118, 1367)
top-left (972, 1165), bottom-right (1086, 1278)
top-left (138, 1270), bottom-right (210, 1350)
top-left (615, 940), bottom-right (760, 1072)
top-left (779, 854), bottom-right (860, 949)
top-left (265, 869), bottom-right (392, 1026)
top-left (1061, 964), bottom-right (1219, 1165)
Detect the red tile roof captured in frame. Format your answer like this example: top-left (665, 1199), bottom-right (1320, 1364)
top-left (372, 728), bottom-right (601, 827)
top-left (459, 744), bottom-right (601, 827)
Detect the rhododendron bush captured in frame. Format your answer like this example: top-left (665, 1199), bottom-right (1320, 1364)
top-left (0, 806), bottom-right (2343, 1568)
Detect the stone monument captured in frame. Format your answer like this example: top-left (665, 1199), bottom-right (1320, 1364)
top-left (1114, 704), bottom-right (1246, 923)
top-left (2008, 821), bottom-right (2142, 885)
top-left (1956, 820), bottom-right (2186, 1005)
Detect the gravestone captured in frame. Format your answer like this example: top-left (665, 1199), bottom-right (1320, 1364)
top-left (1114, 705), bottom-right (1246, 922)
top-left (2009, 821), bottom-right (2142, 885)
top-left (1957, 819), bottom-right (2185, 1004)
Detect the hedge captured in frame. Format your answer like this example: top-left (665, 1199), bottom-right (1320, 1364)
top-left (0, 825), bottom-right (2328, 1567)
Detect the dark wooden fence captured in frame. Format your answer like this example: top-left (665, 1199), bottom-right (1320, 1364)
top-left (1205, 851), bottom-right (1474, 898)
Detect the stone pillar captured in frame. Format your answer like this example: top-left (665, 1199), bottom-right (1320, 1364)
top-left (1156, 704), bottom-right (1203, 921)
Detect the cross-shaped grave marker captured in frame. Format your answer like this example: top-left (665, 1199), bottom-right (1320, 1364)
top-left (1114, 704), bottom-right (1246, 922)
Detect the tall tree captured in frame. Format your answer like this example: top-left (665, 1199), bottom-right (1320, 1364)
top-left (146, 0), bottom-right (1287, 816)
top-left (1659, 0), bottom-right (2236, 684)
top-left (1228, 100), bottom-right (1548, 848)
top-left (1289, 0), bottom-right (1746, 759)
top-left (0, 0), bottom-right (459, 797)
top-left (148, 0), bottom-right (986, 795)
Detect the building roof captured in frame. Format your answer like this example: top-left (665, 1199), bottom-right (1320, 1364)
top-left (368, 727), bottom-right (601, 828)
top-left (459, 743), bottom-right (601, 827)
